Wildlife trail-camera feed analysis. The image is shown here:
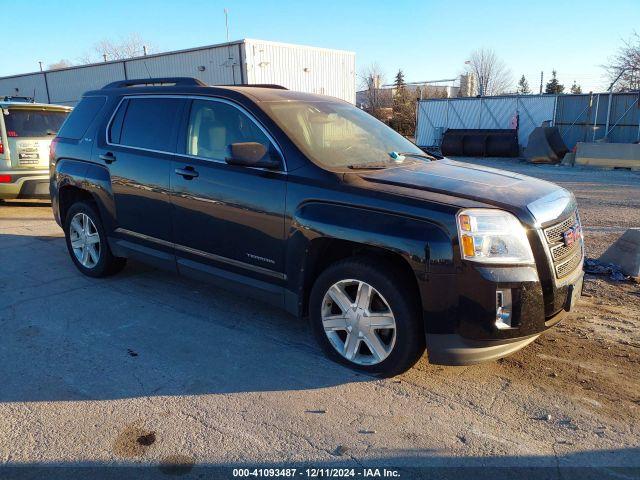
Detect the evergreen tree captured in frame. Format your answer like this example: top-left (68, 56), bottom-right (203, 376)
top-left (570, 81), bottom-right (582, 94)
top-left (517, 75), bottom-right (531, 94)
top-left (545, 70), bottom-right (565, 94)
top-left (391, 69), bottom-right (415, 136)
top-left (394, 69), bottom-right (406, 90)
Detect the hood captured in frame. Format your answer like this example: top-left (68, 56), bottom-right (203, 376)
top-left (351, 158), bottom-right (570, 224)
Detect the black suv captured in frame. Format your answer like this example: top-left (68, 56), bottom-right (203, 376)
top-left (51, 77), bottom-right (584, 376)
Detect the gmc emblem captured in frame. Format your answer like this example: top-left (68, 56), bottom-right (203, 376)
top-left (563, 225), bottom-right (581, 247)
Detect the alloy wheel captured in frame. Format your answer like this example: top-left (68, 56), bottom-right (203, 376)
top-left (69, 212), bottom-right (101, 269)
top-left (321, 279), bottom-right (397, 365)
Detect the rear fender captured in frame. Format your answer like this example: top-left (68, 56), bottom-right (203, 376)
top-left (53, 159), bottom-right (115, 231)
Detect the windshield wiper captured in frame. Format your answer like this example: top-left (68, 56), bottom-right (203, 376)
top-left (397, 151), bottom-right (436, 161)
top-left (347, 163), bottom-right (388, 170)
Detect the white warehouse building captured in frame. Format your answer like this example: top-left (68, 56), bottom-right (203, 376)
top-left (0, 39), bottom-right (356, 105)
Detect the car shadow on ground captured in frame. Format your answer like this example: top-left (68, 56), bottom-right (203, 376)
top-left (0, 233), bottom-right (379, 402)
top-left (0, 449), bottom-right (637, 479)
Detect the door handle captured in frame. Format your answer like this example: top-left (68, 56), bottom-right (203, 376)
top-left (175, 166), bottom-right (199, 179)
top-left (99, 152), bottom-right (116, 164)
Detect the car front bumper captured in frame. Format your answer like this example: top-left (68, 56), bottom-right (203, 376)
top-left (0, 170), bottom-right (50, 199)
top-left (425, 331), bottom-right (542, 365)
top-left (424, 266), bottom-right (582, 366)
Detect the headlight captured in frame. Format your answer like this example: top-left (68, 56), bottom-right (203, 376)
top-left (456, 209), bottom-right (534, 264)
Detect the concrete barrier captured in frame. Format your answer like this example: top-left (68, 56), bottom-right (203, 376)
top-left (575, 143), bottom-right (640, 170)
top-left (598, 228), bottom-right (640, 277)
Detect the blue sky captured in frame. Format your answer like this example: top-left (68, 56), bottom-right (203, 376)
top-left (3, 0), bottom-right (638, 92)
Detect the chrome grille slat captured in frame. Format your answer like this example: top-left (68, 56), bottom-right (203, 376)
top-left (550, 239), bottom-right (581, 262)
top-left (544, 213), bottom-right (577, 244)
top-left (555, 247), bottom-right (583, 278)
top-left (542, 210), bottom-right (583, 279)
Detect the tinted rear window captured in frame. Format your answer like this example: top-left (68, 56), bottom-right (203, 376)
top-left (118, 98), bottom-right (183, 151)
top-left (3, 108), bottom-right (68, 138)
top-left (57, 96), bottom-right (106, 140)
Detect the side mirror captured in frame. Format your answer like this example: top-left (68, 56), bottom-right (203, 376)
top-left (225, 142), bottom-right (281, 169)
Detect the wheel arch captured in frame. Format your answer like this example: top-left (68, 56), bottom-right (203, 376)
top-left (58, 185), bottom-right (99, 225)
top-left (297, 238), bottom-right (422, 319)
top-left (54, 159), bottom-right (115, 232)
top-left (286, 201), bottom-right (454, 320)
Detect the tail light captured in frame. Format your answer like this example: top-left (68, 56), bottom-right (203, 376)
top-left (0, 140), bottom-right (4, 155)
top-left (49, 137), bottom-right (59, 163)
top-left (0, 174), bottom-right (11, 183)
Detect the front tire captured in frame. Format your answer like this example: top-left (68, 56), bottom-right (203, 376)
top-left (309, 257), bottom-right (425, 376)
top-left (64, 201), bottom-right (126, 277)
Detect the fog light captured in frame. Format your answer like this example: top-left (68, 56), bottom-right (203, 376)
top-left (495, 289), bottom-right (513, 330)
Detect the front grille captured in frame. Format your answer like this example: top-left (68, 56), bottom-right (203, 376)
top-left (543, 211), bottom-right (584, 279)
top-left (544, 213), bottom-right (577, 244)
top-left (555, 247), bottom-right (583, 278)
top-left (549, 239), bottom-right (581, 262)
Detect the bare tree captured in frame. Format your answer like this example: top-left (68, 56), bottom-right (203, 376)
top-left (48, 59), bottom-right (74, 70)
top-left (78, 33), bottom-right (155, 64)
top-left (357, 62), bottom-right (390, 121)
top-left (605, 32), bottom-right (640, 92)
top-left (465, 48), bottom-right (513, 96)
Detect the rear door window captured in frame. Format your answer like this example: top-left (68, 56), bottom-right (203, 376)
top-left (108, 99), bottom-right (128, 144)
top-left (118, 98), bottom-right (183, 152)
top-left (3, 108), bottom-right (69, 138)
top-left (57, 96), bottom-right (106, 140)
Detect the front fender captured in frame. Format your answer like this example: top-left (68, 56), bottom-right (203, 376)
top-left (285, 201), bottom-right (454, 313)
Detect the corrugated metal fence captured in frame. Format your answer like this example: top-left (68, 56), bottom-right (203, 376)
top-left (555, 93), bottom-right (640, 147)
top-left (416, 93), bottom-right (640, 150)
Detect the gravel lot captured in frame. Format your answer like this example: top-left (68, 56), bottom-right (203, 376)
top-left (0, 159), bottom-right (638, 478)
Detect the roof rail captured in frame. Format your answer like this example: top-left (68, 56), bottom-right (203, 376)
top-left (102, 77), bottom-right (207, 89)
top-left (1, 95), bottom-right (35, 103)
top-left (245, 84), bottom-right (288, 90)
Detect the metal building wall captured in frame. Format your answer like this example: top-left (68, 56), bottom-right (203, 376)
top-left (125, 43), bottom-right (243, 86)
top-left (0, 39), bottom-right (355, 106)
top-left (416, 95), bottom-right (556, 148)
top-left (0, 73), bottom-right (49, 103)
top-left (46, 62), bottom-right (126, 105)
top-left (243, 39), bottom-right (356, 103)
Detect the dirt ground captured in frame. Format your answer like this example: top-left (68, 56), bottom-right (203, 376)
top-left (449, 158), bottom-right (640, 427)
top-left (0, 158), bottom-right (638, 478)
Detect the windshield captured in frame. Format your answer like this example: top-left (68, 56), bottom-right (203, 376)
top-left (260, 100), bottom-right (426, 169)
top-left (3, 108), bottom-right (68, 138)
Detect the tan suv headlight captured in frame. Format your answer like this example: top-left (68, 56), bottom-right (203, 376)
top-left (456, 209), bottom-right (534, 264)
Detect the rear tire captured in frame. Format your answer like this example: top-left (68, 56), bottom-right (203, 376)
top-left (309, 257), bottom-right (425, 377)
top-left (64, 201), bottom-right (126, 277)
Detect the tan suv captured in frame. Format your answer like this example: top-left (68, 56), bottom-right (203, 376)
top-left (0, 97), bottom-right (71, 199)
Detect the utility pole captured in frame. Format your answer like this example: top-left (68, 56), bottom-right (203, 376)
top-left (224, 8), bottom-right (230, 42)
top-left (539, 71), bottom-right (544, 94)
top-left (143, 45), bottom-right (147, 56)
top-left (38, 61), bottom-right (43, 72)
top-left (103, 53), bottom-right (108, 62)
